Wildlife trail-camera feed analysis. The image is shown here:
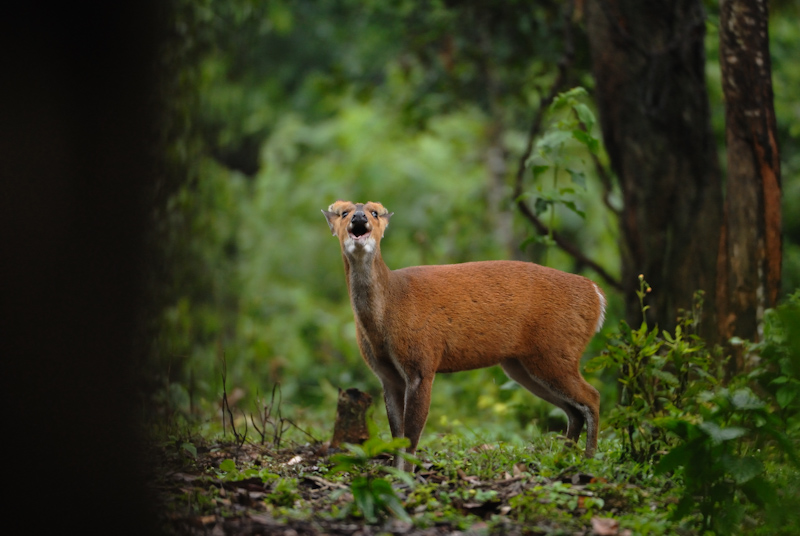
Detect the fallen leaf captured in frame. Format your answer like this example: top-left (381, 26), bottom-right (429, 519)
top-left (198, 515), bottom-right (216, 526)
top-left (457, 469), bottom-right (479, 483)
top-left (591, 516), bottom-right (619, 535)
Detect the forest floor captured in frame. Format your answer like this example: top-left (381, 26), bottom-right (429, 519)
top-left (155, 436), bottom-right (690, 536)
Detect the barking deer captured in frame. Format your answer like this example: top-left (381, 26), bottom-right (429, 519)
top-left (323, 200), bottom-right (604, 467)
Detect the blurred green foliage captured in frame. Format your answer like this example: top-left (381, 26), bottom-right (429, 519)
top-left (152, 0), bottom-right (800, 444)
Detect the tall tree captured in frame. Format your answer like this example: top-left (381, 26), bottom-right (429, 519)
top-left (584, 0), bottom-right (723, 337)
top-left (717, 0), bottom-right (782, 370)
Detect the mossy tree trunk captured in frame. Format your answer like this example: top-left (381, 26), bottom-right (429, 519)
top-left (585, 0), bottom-right (723, 339)
top-left (716, 0), bottom-right (782, 373)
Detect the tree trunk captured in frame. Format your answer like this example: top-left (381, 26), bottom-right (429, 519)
top-left (585, 0), bottom-right (723, 338)
top-left (331, 388), bottom-right (373, 448)
top-left (717, 0), bottom-right (781, 372)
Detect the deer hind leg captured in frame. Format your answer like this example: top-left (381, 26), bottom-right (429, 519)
top-left (501, 359), bottom-right (585, 441)
top-left (502, 357), bottom-right (600, 457)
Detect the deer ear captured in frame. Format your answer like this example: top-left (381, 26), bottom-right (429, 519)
top-left (322, 209), bottom-right (338, 236)
top-left (380, 212), bottom-right (394, 237)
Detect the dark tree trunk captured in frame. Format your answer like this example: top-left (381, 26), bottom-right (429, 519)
top-left (585, 0), bottom-right (723, 337)
top-left (717, 0), bottom-right (781, 372)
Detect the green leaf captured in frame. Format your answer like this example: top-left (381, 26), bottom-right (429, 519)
top-left (531, 164), bottom-right (550, 178)
top-left (698, 421), bottom-right (746, 444)
top-left (559, 200), bottom-right (586, 219)
top-left (731, 388), bottom-right (766, 410)
top-left (181, 442), bottom-right (197, 458)
top-left (651, 369), bottom-right (680, 387)
top-left (371, 478), bottom-right (411, 522)
top-left (537, 129), bottom-right (572, 152)
top-left (352, 478), bottom-right (376, 522)
top-left (722, 455), bottom-right (763, 484)
top-left (567, 169), bottom-right (587, 189)
top-left (519, 234), bottom-right (555, 250)
top-left (571, 129), bottom-right (599, 153)
top-left (673, 494), bottom-right (694, 521)
top-left (219, 459), bottom-right (237, 473)
top-left (776, 385), bottom-right (798, 408)
top-left (380, 465), bottom-right (417, 487)
top-left (584, 354), bottom-right (615, 373)
top-left (654, 442), bottom-right (693, 475)
top-left (382, 494), bottom-right (412, 523)
top-left (534, 197), bottom-right (551, 216)
top-left (741, 476), bottom-right (777, 507)
top-left (550, 87), bottom-right (588, 111)
top-left (330, 454), bottom-right (365, 473)
top-left (573, 103), bottom-right (595, 131)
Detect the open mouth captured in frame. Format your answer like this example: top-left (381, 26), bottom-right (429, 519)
top-left (348, 221), bottom-right (371, 240)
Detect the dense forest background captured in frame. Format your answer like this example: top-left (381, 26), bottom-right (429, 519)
top-left (151, 0), bottom-right (800, 443)
top-left (6, 1), bottom-right (798, 533)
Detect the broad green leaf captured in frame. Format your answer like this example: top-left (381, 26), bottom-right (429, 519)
top-left (567, 169), bottom-right (587, 189)
top-left (654, 417), bottom-right (695, 440)
top-left (219, 459), bottom-right (237, 473)
top-left (381, 465), bottom-right (417, 487)
top-left (181, 442), bottom-right (197, 458)
top-left (651, 369), bottom-right (679, 387)
top-left (330, 454), bottom-right (366, 473)
top-left (571, 129), bottom-right (599, 153)
top-left (550, 87), bottom-right (588, 111)
top-left (573, 103), bottom-right (595, 131)
top-left (537, 129), bottom-right (572, 152)
top-left (534, 197), bottom-right (552, 216)
top-left (352, 480), bottom-right (376, 521)
top-left (382, 494), bottom-right (412, 523)
top-left (776, 384), bottom-right (798, 408)
top-left (741, 476), bottom-right (777, 507)
top-left (560, 200), bottom-right (586, 219)
top-left (722, 455), bottom-right (763, 484)
top-left (519, 234), bottom-right (556, 250)
top-left (655, 441), bottom-right (693, 474)
top-left (698, 421), bottom-right (746, 444)
top-left (369, 477), bottom-right (395, 497)
top-left (531, 164), bottom-right (550, 177)
top-left (730, 388), bottom-right (766, 410)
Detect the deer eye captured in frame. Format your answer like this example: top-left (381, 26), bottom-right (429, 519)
top-left (341, 211), bottom-right (349, 217)
top-left (371, 211), bottom-right (378, 217)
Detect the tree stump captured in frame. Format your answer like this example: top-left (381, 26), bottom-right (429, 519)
top-left (331, 388), bottom-right (372, 448)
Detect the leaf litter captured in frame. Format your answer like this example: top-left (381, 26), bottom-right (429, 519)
top-left (155, 439), bottom-right (679, 535)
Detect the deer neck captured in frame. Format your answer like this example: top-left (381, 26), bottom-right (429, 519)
top-left (343, 248), bottom-right (391, 336)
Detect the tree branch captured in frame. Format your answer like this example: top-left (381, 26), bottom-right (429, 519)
top-left (513, 1), bottom-right (622, 292)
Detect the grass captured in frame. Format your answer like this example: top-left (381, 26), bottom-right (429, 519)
top-left (156, 431), bottom-right (699, 535)
top-left (154, 290), bottom-right (800, 534)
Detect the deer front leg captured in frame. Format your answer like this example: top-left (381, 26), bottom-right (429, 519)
top-left (378, 369), bottom-right (406, 440)
top-left (401, 372), bottom-right (434, 470)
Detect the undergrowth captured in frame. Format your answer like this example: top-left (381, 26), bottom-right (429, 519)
top-left (586, 281), bottom-right (800, 534)
top-left (155, 285), bottom-right (800, 535)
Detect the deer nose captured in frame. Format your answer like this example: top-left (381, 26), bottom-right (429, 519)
top-left (352, 211), bottom-right (368, 224)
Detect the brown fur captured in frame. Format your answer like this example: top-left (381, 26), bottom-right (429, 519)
top-left (323, 200), bottom-right (604, 466)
